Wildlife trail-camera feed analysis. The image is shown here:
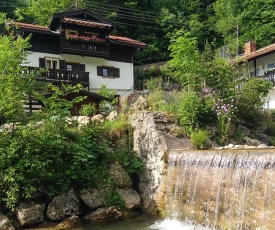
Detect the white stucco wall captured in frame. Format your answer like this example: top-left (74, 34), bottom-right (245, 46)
top-left (242, 53), bottom-right (275, 109)
top-left (247, 53), bottom-right (275, 77)
top-left (26, 51), bottom-right (134, 99)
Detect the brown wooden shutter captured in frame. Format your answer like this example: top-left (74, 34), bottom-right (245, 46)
top-left (59, 60), bottom-right (65, 69)
top-left (97, 66), bottom-right (103, 76)
top-left (79, 64), bottom-right (85, 71)
top-left (113, 68), bottom-right (120, 78)
top-left (39, 58), bottom-right (45, 68)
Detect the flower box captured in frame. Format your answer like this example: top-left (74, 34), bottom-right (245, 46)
top-left (67, 35), bottom-right (105, 43)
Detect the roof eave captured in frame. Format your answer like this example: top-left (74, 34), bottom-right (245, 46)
top-left (109, 40), bottom-right (147, 49)
top-left (49, 8), bottom-right (116, 31)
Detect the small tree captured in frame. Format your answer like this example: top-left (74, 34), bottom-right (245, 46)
top-left (97, 84), bottom-right (118, 114)
top-left (0, 14), bottom-right (35, 125)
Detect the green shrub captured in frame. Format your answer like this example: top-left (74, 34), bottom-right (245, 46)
top-left (177, 91), bottom-right (201, 135)
top-left (0, 121), bottom-right (110, 209)
top-left (103, 118), bottom-right (144, 175)
top-left (79, 103), bottom-right (96, 116)
top-left (266, 121), bottom-right (275, 137)
top-left (237, 78), bottom-right (272, 121)
top-left (190, 129), bottom-right (209, 149)
top-left (145, 89), bottom-right (166, 111)
top-left (104, 190), bottom-right (125, 209)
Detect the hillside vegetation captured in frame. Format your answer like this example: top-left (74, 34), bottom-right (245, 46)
top-left (2, 0), bottom-right (275, 65)
top-left (1, 0), bottom-right (275, 214)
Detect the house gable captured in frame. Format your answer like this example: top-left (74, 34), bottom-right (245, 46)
top-left (49, 8), bottom-right (115, 32)
top-left (10, 8), bottom-right (147, 102)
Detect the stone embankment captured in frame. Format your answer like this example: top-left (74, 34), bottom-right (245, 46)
top-left (0, 162), bottom-right (140, 230)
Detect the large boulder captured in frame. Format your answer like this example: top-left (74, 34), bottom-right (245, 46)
top-left (84, 206), bottom-right (122, 222)
top-left (15, 203), bottom-right (45, 227)
top-left (117, 189), bottom-right (141, 209)
top-left (110, 163), bottom-right (132, 188)
top-left (130, 112), bottom-right (192, 213)
top-left (0, 214), bottom-right (15, 230)
top-left (55, 215), bottom-right (80, 230)
top-left (131, 95), bottom-right (149, 111)
top-left (76, 116), bottom-right (90, 126)
top-left (106, 111), bottom-right (118, 121)
top-left (80, 188), bottom-right (107, 210)
top-left (46, 189), bottom-right (80, 221)
top-left (91, 114), bottom-right (104, 125)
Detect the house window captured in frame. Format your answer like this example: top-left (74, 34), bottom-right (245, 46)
top-left (249, 71), bottom-right (254, 78)
top-left (46, 58), bottom-right (59, 69)
top-left (97, 66), bottom-right (120, 78)
top-left (65, 62), bottom-right (85, 71)
top-left (66, 64), bottom-right (73, 71)
top-left (66, 29), bottom-right (78, 39)
top-left (255, 68), bottom-right (260, 77)
top-left (267, 63), bottom-right (274, 70)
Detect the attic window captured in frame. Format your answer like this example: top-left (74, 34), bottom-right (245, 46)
top-left (66, 29), bottom-right (78, 39)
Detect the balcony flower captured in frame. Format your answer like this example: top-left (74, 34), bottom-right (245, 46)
top-left (67, 35), bottom-right (105, 43)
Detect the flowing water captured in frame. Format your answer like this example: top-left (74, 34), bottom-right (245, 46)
top-left (165, 149), bottom-right (275, 230)
top-left (37, 149), bottom-right (275, 230)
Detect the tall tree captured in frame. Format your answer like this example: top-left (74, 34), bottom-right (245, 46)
top-left (0, 15), bottom-right (31, 123)
top-left (15, 0), bottom-right (85, 25)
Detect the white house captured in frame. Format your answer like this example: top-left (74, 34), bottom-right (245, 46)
top-left (14, 9), bottom-right (146, 102)
top-left (236, 41), bottom-right (275, 108)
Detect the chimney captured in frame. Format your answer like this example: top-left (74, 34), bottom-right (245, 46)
top-left (245, 41), bottom-right (256, 55)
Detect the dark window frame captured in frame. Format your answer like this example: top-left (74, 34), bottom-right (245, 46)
top-left (97, 66), bottom-right (120, 78)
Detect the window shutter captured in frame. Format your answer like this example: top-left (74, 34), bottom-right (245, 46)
top-left (59, 60), bottom-right (65, 69)
top-left (79, 64), bottom-right (85, 72)
top-left (97, 66), bottom-right (103, 76)
top-left (39, 58), bottom-right (45, 68)
top-left (113, 68), bottom-right (120, 78)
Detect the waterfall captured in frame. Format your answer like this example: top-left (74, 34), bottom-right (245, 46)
top-left (165, 150), bottom-right (275, 230)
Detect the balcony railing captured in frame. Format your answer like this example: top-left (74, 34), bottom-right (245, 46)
top-left (60, 38), bottom-right (110, 58)
top-left (261, 70), bottom-right (275, 85)
top-left (23, 67), bottom-right (90, 87)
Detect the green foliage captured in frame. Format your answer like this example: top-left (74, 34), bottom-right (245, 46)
top-left (97, 84), bottom-right (118, 114)
top-left (236, 78), bottom-right (272, 121)
top-left (113, 148), bottom-right (144, 175)
top-left (266, 121), bottom-right (275, 137)
top-left (0, 27), bottom-right (32, 124)
top-left (176, 91), bottom-right (201, 136)
top-left (104, 190), bottom-right (125, 209)
top-left (35, 84), bottom-right (84, 119)
top-left (191, 129), bottom-right (209, 150)
top-left (102, 117), bottom-right (144, 175)
top-left (146, 77), bottom-right (163, 91)
top-left (0, 122), bottom-right (110, 209)
top-left (15, 0), bottom-right (85, 25)
top-left (134, 64), bottom-right (170, 90)
top-left (79, 103), bottom-right (96, 117)
top-left (168, 30), bottom-right (204, 91)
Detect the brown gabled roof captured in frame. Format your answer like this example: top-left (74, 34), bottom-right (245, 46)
top-left (245, 43), bottom-right (275, 60)
top-left (14, 22), bottom-right (51, 32)
top-left (240, 43), bottom-right (275, 61)
top-left (108, 35), bottom-right (147, 48)
top-left (62, 18), bottom-right (112, 29)
top-left (12, 21), bottom-right (146, 48)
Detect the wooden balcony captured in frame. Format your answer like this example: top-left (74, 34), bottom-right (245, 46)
top-left (24, 67), bottom-right (90, 87)
top-left (60, 38), bottom-right (110, 58)
top-left (262, 70), bottom-right (275, 85)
